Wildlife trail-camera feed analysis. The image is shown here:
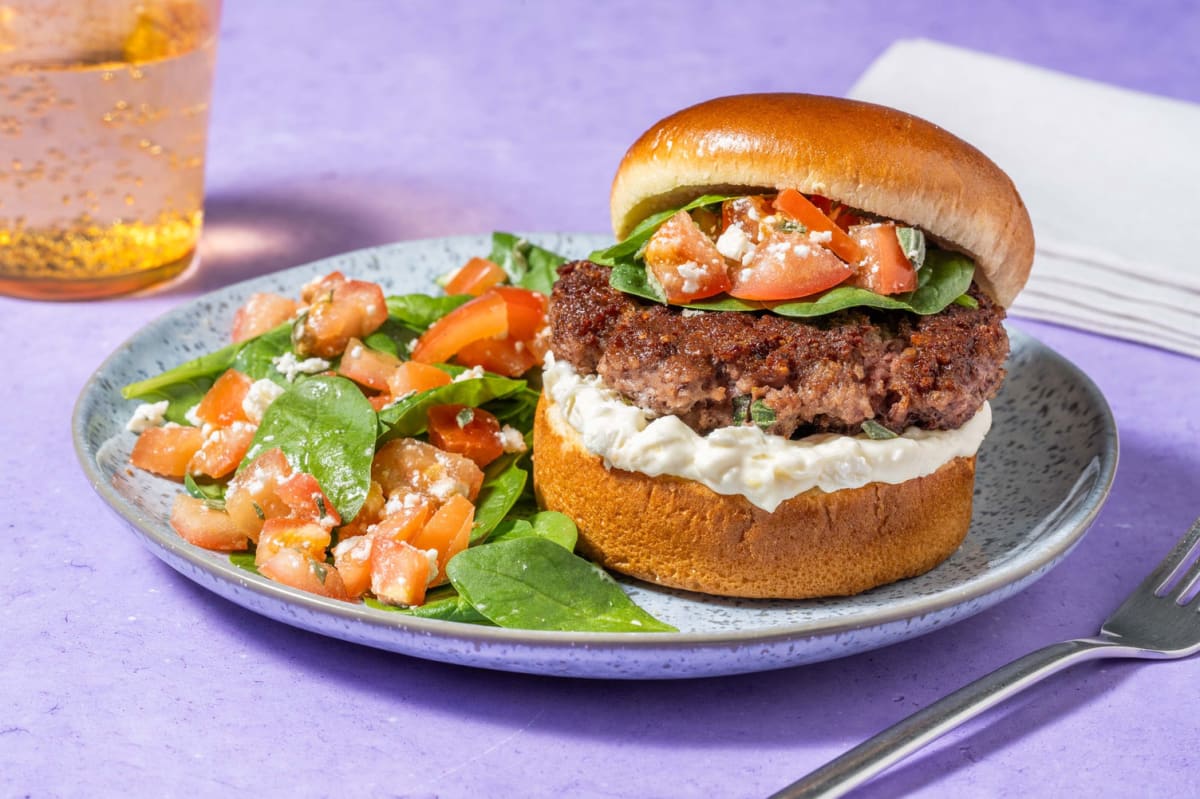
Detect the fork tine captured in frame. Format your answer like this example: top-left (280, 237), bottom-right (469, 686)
top-left (1140, 516), bottom-right (1200, 597)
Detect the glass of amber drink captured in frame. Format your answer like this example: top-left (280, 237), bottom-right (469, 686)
top-left (0, 0), bottom-right (221, 300)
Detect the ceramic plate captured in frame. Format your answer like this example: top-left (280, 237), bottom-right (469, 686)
top-left (73, 234), bottom-right (1118, 679)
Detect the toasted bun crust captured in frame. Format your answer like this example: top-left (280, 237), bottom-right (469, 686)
top-left (533, 395), bottom-right (975, 599)
top-left (610, 93), bottom-right (1033, 307)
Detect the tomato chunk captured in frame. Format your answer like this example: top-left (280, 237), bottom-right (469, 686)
top-left (187, 421), bottom-right (256, 479)
top-left (411, 291), bottom-right (508, 365)
top-left (454, 337), bottom-right (538, 377)
top-left (258, 548), bottom-right (350, 601)
top-left (445, 257), bottom-right (507, 296)
top-left (276, 471), bottom-right (342, 527)
top-left (255, 517), bottom-right (332, 566)
top-left (332, 535), bottom-right (374, 599)
top-left (492, 286), bottom-right (549, 341)
top-left (225, 448), bottom-right (294, 541)
top-left (370, 538), bottom-right (431, 606)
top-left (130, 425), bottom-right (204, 479)
top-left (427, 404), bottom-right (504, 468)
top-left (371, 492), bottom-right (436, 542)
top-left (338, 480), bottom-right (385, 540)
top-left (193, 369), bottom-right (253, 427)
top-left (231, 293), bottom-right (300, 343)
top-left (169, 495), bottom-right (249, 551)
top-left (728, 230), bottom-right (854, 301)
top-left (408, 493), bottom-right (475, 581)
top-left (293, 272), bottom-right (388, 358)
top-left (643, 210), bottom-right (731, 303)
top-left (721, 196), bottom-right (772, 241)
top-left (386, 360), bottom-right (452, 397)
top-left (371, 438), bottom-right (484, 504)
top-left (849, 223), bottom-right (917, 295)
top-left (773, 189), bottom-right (864, 265)
top-left (338, 338), bottom-right (401, 393)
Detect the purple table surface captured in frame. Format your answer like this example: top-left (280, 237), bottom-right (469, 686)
top-left (5, 2), bottom-right (1200, 796)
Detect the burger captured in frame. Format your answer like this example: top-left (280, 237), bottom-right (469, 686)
top-left (532, 93), bottom-right (1033, 599)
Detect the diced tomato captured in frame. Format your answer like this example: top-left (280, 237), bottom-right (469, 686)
top-left (643, 210), bottom-right (731, 303)
top-left (371, 492), bottom-right (435, 542)
top-left (386, 360), bottom-right (452, 397)
top-left (130, 425), bottom-right (205, 479)
top-left (721, 196), bottom-right (772, 241)
top-left (337, 337), bottom-right (401, 392)
top-left (849, 223), bottom-right (918, 295)
top-left (368, 395), bottom-right (393, 411)
top-left (410, 291), bottom-right (508, 365)
top-left (338, 480), bottom-right (385, 539)
top-left (187, 422), bottom-right (256, 479)
top-left (225, 448), bottom-right (294, 541)
top-left (444, 257), bottom-right (507, 296)
top-left (371, 438), bottom-right (484, 503)
top-left (332, 536), bottom-right (374, 598)
top-left (231, 293), bottom-right (300, 343)
top-left (454, 337), bottom-right (538, 377)
top-left (169, 495), bottom-right (249, 551)
top-left (370, 538), bottom-right (431, 606)
top-left (728, 230), bottom-right (854, 301)
top-left (773, 189), bottom-right (864, 265)
top-left (427, 404), bottom-right (504, 468)
top-left (193, 369), bottom-right (253, 427)
top-left (408, 493), bottom-right (475, 581)
top-left (254, 517), bottom-right (332, 566)
top-left (258, 548), bottom-right (350, 601)
top-left (492, 286), bottom-right (549, 341)
top-left (276, 471), bottom-right (342, 527)
top-left (293, 272), bottom-right (388, 358)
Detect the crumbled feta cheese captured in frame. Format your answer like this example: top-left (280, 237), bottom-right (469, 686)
top-left (676, 261), bottom-right (704, 295)
top-left (423, 548), bottom-right (440, 586)
top-left (184, 404), bottom-right (202, 427)
top-left (791, 243), bottom-right (812, 258)
top-left (126, 401), bottom-right (170, 433)
top-left (384, 491), bottom-right (425, 517)
top-left (680, 308), bottom-right (705, 318)
top-left (426, 476), bottom-right (462, 502)
top-left (273, 352), bottom-right (330, 382)
top-left (453, 365), bottom-right (485, 382)
top-left (497, 425), bottom-right (527, 454)
top-left (715, 223), bottom-right (755, 265)
top-left (242, 379), bottom-right (286, 424)
top-left (808, 229), bottom-right (833, 244)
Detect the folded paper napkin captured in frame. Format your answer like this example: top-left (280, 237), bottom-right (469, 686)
top-left (849, 39), bottom-right (1200, 358)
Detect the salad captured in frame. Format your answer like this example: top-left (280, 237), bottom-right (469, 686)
top-left (121, 234), bottom-right (675, 634)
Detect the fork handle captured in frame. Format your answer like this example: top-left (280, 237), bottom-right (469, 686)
top-left (770, 637), bottom-right (1129, 798)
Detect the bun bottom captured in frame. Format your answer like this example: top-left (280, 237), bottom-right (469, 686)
top-left (533, 395), bottom-right (976, 599)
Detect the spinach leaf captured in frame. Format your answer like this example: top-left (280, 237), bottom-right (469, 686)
top-left (588, 193), bottom-right (744, 267)
top-left (122, 323), bottom-right (294, 421)
top-left (184, 473), bottom-right (226, 505)
top-left (610, 250), bottom-right (976, 318)
top-left (386, 293), bottom-right (472, 331)
top-left (447, 537), bottom-right (676, 633)
top-left (230, 551), bottom-right (258, 574)
top-left (488, 232), bottom-right (568, 294)
top-left (484, 386), bottom-right (541, 434)
top-left (364, 592), bottom-right (495, 625)
top-left (377, 376), bottom-right (526, 441)
top-left (242, 376), bottom-right (377, 522)
top-left (471, 454), bottom-right (528, 543)
top-left (861, 420), bottom-right (899, 440)
top-left (489, 511), bottom-right (578, 551)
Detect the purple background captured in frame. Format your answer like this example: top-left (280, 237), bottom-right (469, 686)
top-left (5, 1), bottom-right (1200, 796)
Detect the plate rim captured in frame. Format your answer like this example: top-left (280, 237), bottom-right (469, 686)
top-left (72, 233), bottom-right (1119, 666)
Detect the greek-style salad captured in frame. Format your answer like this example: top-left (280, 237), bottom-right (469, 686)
top-left (121, 234), bottom-right (675, 633)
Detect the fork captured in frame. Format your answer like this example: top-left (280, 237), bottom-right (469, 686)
top-left (770, 516), bottom-right (1200, 799)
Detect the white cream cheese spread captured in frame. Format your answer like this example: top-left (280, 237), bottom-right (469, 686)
top-left (542, 353), bottom-right (991, 512)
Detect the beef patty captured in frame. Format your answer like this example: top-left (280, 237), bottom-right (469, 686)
top-left (549, 260), bottom-right (1009, 438)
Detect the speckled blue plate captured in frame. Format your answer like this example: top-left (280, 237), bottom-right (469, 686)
top-left (73, 234), bottom-right (1118, 679)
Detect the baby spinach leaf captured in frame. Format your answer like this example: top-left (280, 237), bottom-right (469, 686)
top-left (588, 193), bottom-right (744, 267)
top-left (243, 376), bottom-right (377, 522)
top-left (861, 419), bottom-right (899, 440)
top-left (364, 592), bottom-right (495, 625)
top-left (447, 537), bottom-right (676, 633)
top-left (471, 454), bottom-right (529, 543)
top-left (489, 233), bottom-right (568, 295)
top-left (484, 386), bottom-right (541, 434)
top-left (229, 551), bottom-right (258, 574)
top-left (184, 474), bottom-right (226, 506)
top-left (489, 511), bottom-right (578, 551)
top-left (377, 376), bottom-right (526, 441)
top-left (385, 293), bottom-right (472, 331)
top-left (122, 323), bottom-right (294, 421)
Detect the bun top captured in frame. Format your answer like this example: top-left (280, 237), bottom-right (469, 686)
top-left (610, 93), bottom-right (1033, 307)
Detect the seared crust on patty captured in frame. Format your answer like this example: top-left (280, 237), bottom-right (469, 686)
top-left (549, 260), bottom-right (1008, 437)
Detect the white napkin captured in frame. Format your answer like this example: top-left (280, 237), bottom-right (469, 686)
top-left (848, 39), bottom-right (1200, 358)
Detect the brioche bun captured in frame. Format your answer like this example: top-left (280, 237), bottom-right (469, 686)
top-left (533, 395), bottom-right (976, 599)
top-left (610, 93), bottom-right (1033, 307)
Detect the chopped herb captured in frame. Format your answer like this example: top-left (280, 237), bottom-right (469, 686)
top-left (750, 399), bottom-right (776, 430)
top-left (455, 407), bottom-right (475, 428)
top-left (775, 218), bottom-right (807, 234)
top-left (861, 419), bottom-right (899, 440)
top-left (896, 227), bottom-right (927, 270)
top-left (310, 560), bottom-right (328, 584)
top-left (732, 395), bottom-right (751, 425)
top-left (315, 495), bottom-right (327, 519)
top-left (251, 501), bottom-right (265, 520)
